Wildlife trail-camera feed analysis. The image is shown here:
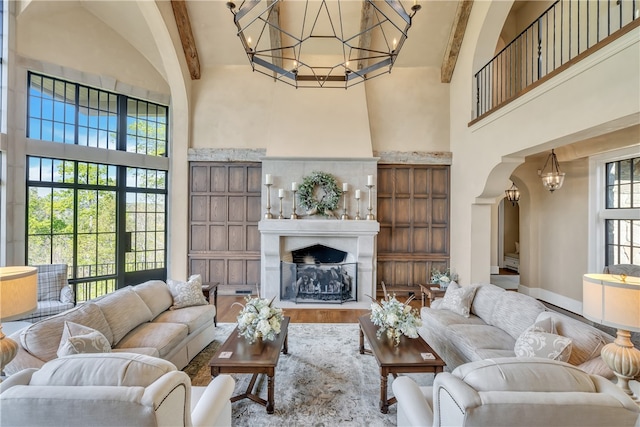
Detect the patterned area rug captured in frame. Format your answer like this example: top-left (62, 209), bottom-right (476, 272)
top-left (183, 323), bottom-right (435, 426)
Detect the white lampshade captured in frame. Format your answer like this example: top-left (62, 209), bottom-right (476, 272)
top-left (0, 266), bottom-right (38, 321)
top-left (582, 273), bottom-right (640, 332)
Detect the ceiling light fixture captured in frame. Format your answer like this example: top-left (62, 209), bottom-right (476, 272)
top-left (226, 0), bottom-right (421, 89)
top-left (505, 182), bottom-right (520, 206)
top-left (540, 149), bottom-right (565, 192)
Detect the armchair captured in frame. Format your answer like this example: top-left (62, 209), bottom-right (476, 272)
top-left (393, 357), bottom-right (640, 427)
top-left (0, 352), bottom-right (235, 427)
top-left (11, 264), bottom-right (75, 322)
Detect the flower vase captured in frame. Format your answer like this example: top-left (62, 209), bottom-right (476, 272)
top-left (386, 328), bottom-right (401, 347)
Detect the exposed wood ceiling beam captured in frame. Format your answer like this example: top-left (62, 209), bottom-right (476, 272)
top-left (267, 0), bottom-right (283, 73)
top-left (441, 0), bottom-right (473, 83)
top-left (357, 0), bottom-right (374, 70)
top-left (171, 0), bottom-right (201, 80)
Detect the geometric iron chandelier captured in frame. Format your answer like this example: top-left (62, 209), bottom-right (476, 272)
top-left (505, 182), bottom-right (520, 206)
top-left (540, 149), bottom-right (565, 192)
top-left (226, 0), bottom-right (421, 89)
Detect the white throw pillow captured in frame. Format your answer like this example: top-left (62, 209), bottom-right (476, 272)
top-left (167, 274), bottom-right (208, 310)
top-left (439, 283), bottom-right (477, 317)
top-left (514, 330), bottom-right (572, 362)
top-left (57, 321), bottom-right (111, 357)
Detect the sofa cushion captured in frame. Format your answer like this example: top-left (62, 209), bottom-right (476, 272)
top-left (420, 306), bottom-right (486, 329)
top-left (167, 275), bottom-right (208, 310)
top-left (514, 330), bottom-right (573, 362)
top-left (475, 348), bottom-right (516, 359)
top-left (490, 291), bottom-right (546, 340)
top-left (57, 321), bottom-right (111, 357)
top-left (470, 283), bottom-right (505, 324)
top-left (439, 283), bottom-right (478, 317)
top-left (114, 322), bottom-right (188, 358)
top-left (535, 311), bottom-right (612, 366)
top-left (152, 304), bottom-right (215, 334)
top-left (29, 353), bottom-right (176, 387)
top-left (21, 302), bottom-right (113, 362)
top-left (447, 324), bottom-right (516, 362)
top-left (95, 287), bottom-right (154, 345)
top-left (132, 280), bottom-right (173, 318)
top-left (578, 356), bottom-right (614, 379)
top-left (35, 264), bottom-right (67, 301)
top-left (453, 358), bottom-right (597, 393)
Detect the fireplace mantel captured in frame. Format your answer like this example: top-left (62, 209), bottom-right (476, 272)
top-left (259, 219), bottom-right (379, 308)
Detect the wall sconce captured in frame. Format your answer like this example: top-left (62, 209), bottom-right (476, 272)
top-left (540, 149), bottom-right (565, 192)
top-left (505, 183), bottom-right (520, 206)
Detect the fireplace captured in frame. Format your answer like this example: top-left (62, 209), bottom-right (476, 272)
top-left (280, 244), bottom-right (357, 304)
top-left (259, 219), bottom-right (379, 308)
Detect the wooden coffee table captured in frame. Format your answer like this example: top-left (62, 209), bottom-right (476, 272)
top-left (209, 317), bottom-right (290, 414)
top-left (358, 315), bottom-right (445, 413)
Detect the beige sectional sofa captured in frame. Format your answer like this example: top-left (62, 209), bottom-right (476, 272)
top-left (5, 279), bottom-right (216, 376)
top-left (420, 282), bottom-right (616, 378)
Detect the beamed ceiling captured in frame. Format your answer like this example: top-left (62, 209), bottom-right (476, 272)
top-left (170, 0), bottom-right (473, 83)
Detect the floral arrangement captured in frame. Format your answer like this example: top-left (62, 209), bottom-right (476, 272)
top-left (430, 268), bottom-right (458, 288)
top-left (369, 283), bottom-right (422, 346)
top-left (297, 171), bottom-right (342, 216)
top-left (234, 295), bottom-right (284, 344)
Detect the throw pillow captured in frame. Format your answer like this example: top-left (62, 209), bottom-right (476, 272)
top-left (440, 284), bottom-right (478, 317)
top-left (60, 285), bottom-right (75, 304)
top-left (514, 330), bottom-right (572, 362)
top-left (57, 321), bottom-right (111, 357)
top-left (525, 316), bottom-right (556, 334)
top-left (37, 270), bottom-right (66, 301)
top-left (167, 274), bottom-right (208, 310)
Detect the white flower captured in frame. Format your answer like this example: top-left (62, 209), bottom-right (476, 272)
top-left (385, 312), bottom-right (399, 327)
top-left (235, 295), bottom-right (284, 344)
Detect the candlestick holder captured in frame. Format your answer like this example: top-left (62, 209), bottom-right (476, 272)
top-left (264, 183), bottom-right (273, 219)
top-left (366, 184), bottom-right (375, 220)
top-left (278, 194), bottom-right (284, 219)
top-left (354, 195), bottom-right (361, 220)
top-left (290, 189), bottom-right (299, 219)
top-left (341, 190), bottom-right (349, 220)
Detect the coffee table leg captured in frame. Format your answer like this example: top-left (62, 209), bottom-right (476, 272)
top-left (283, 332), bottom-right (288, 355)
top-left (380, 372), bottom-right (389, 414)
top-left (267, 374), bottom-right (274, 414)
top-left (359, 326), bottom-right (365, 354)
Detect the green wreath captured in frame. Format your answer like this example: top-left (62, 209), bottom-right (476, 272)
top-left (298, 171), bottom-right (342, 216)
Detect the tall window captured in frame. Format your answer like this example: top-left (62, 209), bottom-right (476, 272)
top-left (26, 73), bottom-right (169, 301)
top-left (605, 157), bottom-right (640, 265)
top-left (27, 72), bottom-right (167, 156)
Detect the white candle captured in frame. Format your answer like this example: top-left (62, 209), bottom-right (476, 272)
top-left (291, 182), bottom-right (298, 191)
top-left (278, 188), bottom-right (284, 198)
top-left (367, 175), bottom-right (374, 186)
top-left (343, 183), bottom-right (348, 192)
top-left (265, 174), bottom-right (272, 185)
top-left (355, 189), bottom-right (361, 199)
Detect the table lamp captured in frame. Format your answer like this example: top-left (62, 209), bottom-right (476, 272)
top-left (583, 273), bottom-right (640, 401)
top-left (0, 266), bottom-right (38, 375)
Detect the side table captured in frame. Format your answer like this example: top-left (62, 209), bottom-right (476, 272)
top-left (419, 284), bottom-right (446, 307)
top-left (202, 282), bottom-right (219, 326)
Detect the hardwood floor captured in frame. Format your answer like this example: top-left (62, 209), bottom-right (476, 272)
top-left (215, 295), bottom-right (423, 324)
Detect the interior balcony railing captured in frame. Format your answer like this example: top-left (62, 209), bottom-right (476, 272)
top-left (473, 0), bottom-right (639, 121)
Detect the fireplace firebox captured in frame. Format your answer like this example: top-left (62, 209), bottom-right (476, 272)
top-left (280, 244), bottom-right (357, 304)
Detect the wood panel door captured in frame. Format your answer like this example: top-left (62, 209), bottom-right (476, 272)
top-left (188, 162), bottom-right (261, 293)
top-left (376, 165), bottom-right (450, 294)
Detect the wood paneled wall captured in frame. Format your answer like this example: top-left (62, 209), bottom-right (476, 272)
top-left (187, 162), bottom-right (450, 296)
top-left (188, 162), bottom-right (261, 292)
top-left (376, 165), bottom-right (450, 292)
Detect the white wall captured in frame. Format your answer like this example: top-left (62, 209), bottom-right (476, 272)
top-left (449, 0), bottom-right (639, 312)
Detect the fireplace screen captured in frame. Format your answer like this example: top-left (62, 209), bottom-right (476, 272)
top-left (280, 262), bottom-right (357, 304)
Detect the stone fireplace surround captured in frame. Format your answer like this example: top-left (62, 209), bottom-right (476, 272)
top-left (260, 157), bottom-right (379, 308)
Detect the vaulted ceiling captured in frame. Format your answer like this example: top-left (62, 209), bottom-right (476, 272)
top-left (171, 0), bottom-right (472, 83)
